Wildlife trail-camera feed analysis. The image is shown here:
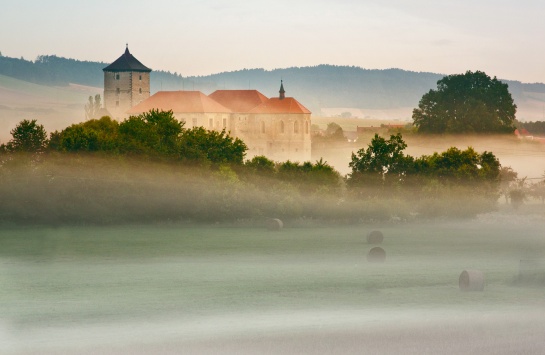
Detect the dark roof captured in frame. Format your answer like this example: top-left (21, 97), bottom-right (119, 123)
top-left (103, 46), bottom-right (151, 73)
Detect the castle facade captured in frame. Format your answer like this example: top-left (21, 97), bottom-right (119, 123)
top-left (104, 47), bottom-right (311, 162)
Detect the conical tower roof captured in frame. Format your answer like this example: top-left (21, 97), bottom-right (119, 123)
top-left (103, 45), bottom-right (151, 72)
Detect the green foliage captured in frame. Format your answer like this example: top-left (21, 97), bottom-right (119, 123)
top-left (348, 133), bottom-right (501, 201)
top-left (4, 119), bottom-right (48, 153)
top-left (119, 109), bottom-right (183, 156)
top-left (179, 127), bottom-right (247, 165)
top-left (244, 155), bottom-right (276, 175)
top-left (349, 133), bottom-right (411, 187)
top-left (412, 71), bottom-right (517, 134)
top-left (50, 116), bottom-right (119, 152)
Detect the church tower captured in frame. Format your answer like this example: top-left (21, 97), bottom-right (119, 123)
top-left (103, 45), bottom-right (151, 119)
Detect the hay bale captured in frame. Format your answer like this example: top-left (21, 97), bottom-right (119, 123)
top-left (266, 218), bottom-right (283, 231)
top-left (517, 259), bottom-right (545, 285)
top-left (459, 270), bottom-right (485, 291)
top-left (367, 247), bottom-right (386, 263)
top-left (367, 230), bottom-right (384, 244)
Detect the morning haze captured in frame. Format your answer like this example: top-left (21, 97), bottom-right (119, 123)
top-left (1, 1), bottom-right (545, 354)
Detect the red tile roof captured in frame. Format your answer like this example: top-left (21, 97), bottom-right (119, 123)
top-left (249, 97), bottom-right (311, 114)
top-left (127, 91), bottom-right (231, 114)
top-left (209, 90), bottom-right (269, 113)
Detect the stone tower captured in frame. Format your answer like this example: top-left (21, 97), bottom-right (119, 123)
top-left (103, 45), bottom-right (151, 119)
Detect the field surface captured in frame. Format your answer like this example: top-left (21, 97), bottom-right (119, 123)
top-left (1, 215), bottom-right (545, 354)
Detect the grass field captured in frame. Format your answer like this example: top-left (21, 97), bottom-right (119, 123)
top-left (1, 215), bottom-right (545, 354)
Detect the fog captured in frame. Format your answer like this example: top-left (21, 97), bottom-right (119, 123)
top-left (1, 215), bottom-right (545, 354)
top-left (314, 134), bottom-right (545, 179)
top-left (0, 152), bottom-right (544, 353)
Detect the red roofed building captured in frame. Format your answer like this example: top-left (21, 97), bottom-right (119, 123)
top-left (104, 48), bottom-right (311, 161)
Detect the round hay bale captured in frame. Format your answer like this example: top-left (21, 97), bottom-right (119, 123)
top-left (367, 230), bottom-right (384, 244)
top-left (367, 247), bottom-right (386, 263)
top-left (459, 270), bottom-right (485, 291)
top-left (266, 218), bottom-right (283, 231)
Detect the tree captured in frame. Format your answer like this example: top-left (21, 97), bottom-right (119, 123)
top-left (119, 109), bottom-right (184, 156)
top-left (50, 116), bottom-right (119, 152)
top-left (178, 127), bottom-right (247, 165)
top-left (84, 94), bottom-right (102, 120)
top-left (348, 133), bottom-right (412, 187)
top-left (412, 71), bottom-right (516, 134)
top-left (5, 119), bottom-right (48, 152)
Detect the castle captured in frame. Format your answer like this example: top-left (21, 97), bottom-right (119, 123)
top-left (103, 46), bottom-right (311, 161)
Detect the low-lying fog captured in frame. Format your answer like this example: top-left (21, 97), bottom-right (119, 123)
top-left (1, 215), bottom-right (544, 354)
top-left (314, 134), bottom-right (545, 179)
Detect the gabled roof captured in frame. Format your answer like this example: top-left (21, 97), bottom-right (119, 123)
top-left (249, 97), bottom-right (311, 114)
top-left (208, 90), bottom-right (269, 113)
top-left (126, 91), bottom-right (232, 114)
top-left (103, 47), bottom-right (151, 73)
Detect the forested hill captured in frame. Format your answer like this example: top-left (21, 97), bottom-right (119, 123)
top-left (1, 54), bottom-right (544, 118)
top-left (0, 54), bottom-right (183, 92)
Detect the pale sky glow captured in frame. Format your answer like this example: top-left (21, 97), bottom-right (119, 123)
top-left (2, 0), bottom-right (544, 82)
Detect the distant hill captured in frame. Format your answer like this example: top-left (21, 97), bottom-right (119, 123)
top-left (1, 54), bottom-right (544, 121)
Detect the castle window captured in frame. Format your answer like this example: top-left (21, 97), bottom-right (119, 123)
top-left (280, 121), bottom-right (284, 134)
top-left (116, 88), bottom-right (120, 95)
top-left (139, 75), bottom-right (142, 81)
top-left (139, 88), bottom-right (142, 94)
top-left (261, 121), bottom-right (265, 134)
top-left (115, 74), bottom-right (120, 80)
top-left (294, 121), bottom-right (299, 134)
top-left (115, 101), bottom-right (119, 107)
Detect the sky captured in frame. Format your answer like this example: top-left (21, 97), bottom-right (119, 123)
top-left (1, 0), bottom-right (545, 83)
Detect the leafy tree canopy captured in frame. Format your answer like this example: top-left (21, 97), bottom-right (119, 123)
top-left (412, 71), bottom-right (517, 134)
top-left (4, 119), bottom-right (48, 153)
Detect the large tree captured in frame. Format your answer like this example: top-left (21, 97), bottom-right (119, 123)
top-left (412, 71), bottom-right (517, 134)
top-left (4, 119), bottom-right (48, 153)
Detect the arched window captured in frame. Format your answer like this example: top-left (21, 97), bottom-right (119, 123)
top-left (294, 121), bottom-right (299, 134)
top-left (261, 121), bottom-right (265, 133)
top-left (280, 121), bottom-right (285, 134)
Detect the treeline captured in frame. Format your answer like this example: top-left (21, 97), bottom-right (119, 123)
top-left (516, 120), bottom-right (545, 135)
top-left (2, 53), bottom-right (544, 116)
top-left (0, 54), bottom-right (184, 91)
top-left (0, 110), bottom-right (511, 224)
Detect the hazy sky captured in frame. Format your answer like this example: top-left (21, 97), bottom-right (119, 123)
top-left (2, 0), bottom-right (544, 82)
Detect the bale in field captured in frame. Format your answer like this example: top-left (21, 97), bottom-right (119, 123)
top-left (266, 218), bottom-right (283, 231)
top-left (367, 230), bottom-right (384, 244)
top-left (367, 247), bottom-right (386, 263)
top-left (459, 270), bottom-right (485, 291)
top-left (516, 259), bottom-right (545, 286)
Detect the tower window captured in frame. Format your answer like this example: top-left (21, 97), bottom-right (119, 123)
top-left (305, 121), bottom-right (309, 134)
top-left (115, 74), bottom-right (120, 80)
top-left (139, 88), bottom-right (142, 94)
top-left (116, 88), bottom-right (120, 94)
top-left (139, 75), bottom-right (142, 81)
top-left (294, 121), bottom-right (299, 134)
top-left (280, 121), bottom-right (285, 134)
top-left (115, 101), bottom-right (119, 107)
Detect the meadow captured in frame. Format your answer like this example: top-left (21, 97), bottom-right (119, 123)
top-left (1, 213), bottom-right (544, 354)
